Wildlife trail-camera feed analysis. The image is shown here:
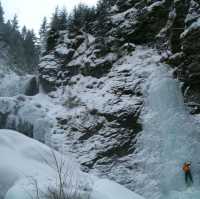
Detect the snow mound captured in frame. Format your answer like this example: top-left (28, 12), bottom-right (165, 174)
top-left (0, 129), bottom-right (89, 199)
top-left (0, 129), bottom-right (145, 199)
top-left (91, 179), bottom-right (145, 199)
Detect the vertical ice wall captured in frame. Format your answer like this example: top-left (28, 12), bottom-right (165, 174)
top-left (136, 65), bottom-right (200, 199)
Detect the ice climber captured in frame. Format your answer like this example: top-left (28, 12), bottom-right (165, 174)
top-left (182, 161), bottom-right (193, 185)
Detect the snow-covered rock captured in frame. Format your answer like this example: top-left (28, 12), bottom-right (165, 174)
top-left (185, 0), bottom-right (200, 26)
top-left (42, 47), bottom-right (161, 192)
top-left (0, 129), bottom-right (90, 199)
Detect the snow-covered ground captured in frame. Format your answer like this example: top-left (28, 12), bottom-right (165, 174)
top-left (0, 129), bottom-right (144, 199)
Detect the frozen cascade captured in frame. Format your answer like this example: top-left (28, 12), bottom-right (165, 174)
top-left (0, 69), bottom-right (37, 97)
top-left (0, 67), bottom-right (48, 142)
top-left (136, 65), bottom-right (200, 199)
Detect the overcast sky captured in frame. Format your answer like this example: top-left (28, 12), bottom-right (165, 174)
top-left (1, 0), bottom-right (97, 33)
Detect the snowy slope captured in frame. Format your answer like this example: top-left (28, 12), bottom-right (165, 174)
top-left (91, 179), bottom-right (144, 199)
top-left (0, 129), bottom-right (144, 199)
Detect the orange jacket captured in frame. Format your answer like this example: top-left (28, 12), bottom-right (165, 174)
top-left (183, 164), bottom-right (190, 173)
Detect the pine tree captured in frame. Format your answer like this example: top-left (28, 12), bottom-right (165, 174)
top-left (39, 17), bottom-right (47, 36)
top-left (50, 6), bottom-right (59, 31)
top-left (68, 4), bottom-right (96, 34)
top-left (3, 20), bottom-right (12, 42)
top-left (59, 7), bottom-right (68, 30)
top-left (0, 2), bottom-right (5, 37)
top-left (96, 0), bottom-right (111, 36)
top-left (84, 6), bottom-right (96, 33)
top-left (23, 30), bottom-right (39, 72)
top-left (0, 1), bottom-right (4, 24)
top-left (39, 17), bottom-right (48, 54)
top-left (21, 26), bottom-right (27, 40)
top-left (0, 2), bottom-right (39, 73)
top-left (11, 14), bottom-right (19, 31)
top-left (46, 6), bottom-right (60, 52)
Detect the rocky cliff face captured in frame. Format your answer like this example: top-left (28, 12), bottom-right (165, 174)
top-left (160, 0), bottom-right (200, 114)
top-left (38, 0), bottom-right (200, 191)
top-left (39, 0), bottom-right (175, 92)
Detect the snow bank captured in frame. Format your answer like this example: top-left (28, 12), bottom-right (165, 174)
top-left (91, 179), bottom-right (145, 199)
top-left (0, 129), bottom-right (88, 199)
top-left (0, 129), bottom-right (145, 199)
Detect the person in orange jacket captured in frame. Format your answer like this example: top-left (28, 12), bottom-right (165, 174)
top-left (183, 161), bottom-right (193, 185)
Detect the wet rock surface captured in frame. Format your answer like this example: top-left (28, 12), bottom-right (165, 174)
top-left (25, 76), bottom-right (39, 96)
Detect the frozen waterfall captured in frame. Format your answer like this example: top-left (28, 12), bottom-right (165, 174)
top-left (136, 64), bottom-right (200, 198)
top-left (0, 67), bottom-right (38, 97)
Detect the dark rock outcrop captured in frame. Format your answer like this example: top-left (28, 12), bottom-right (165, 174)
top-left (131, 1), bottom-right (170, 44)
top-left (25, 76), bottom-right (39, 96)
top-left (155, 0), bottom-right (200, 107)
top-left (169, 0), bottom-right (190, 53)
